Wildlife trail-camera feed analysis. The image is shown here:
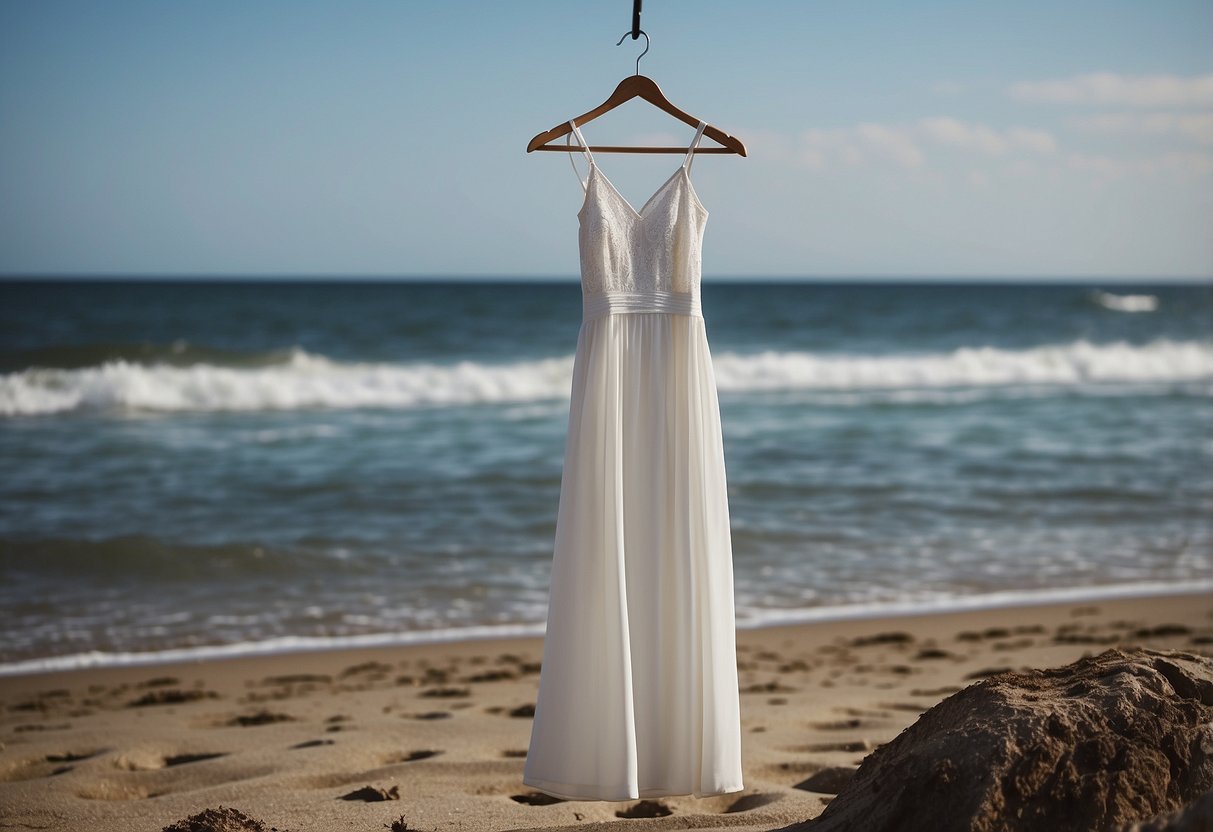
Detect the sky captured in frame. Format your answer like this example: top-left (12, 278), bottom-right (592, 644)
top-left (1, 0), bottom-right (1211, 280)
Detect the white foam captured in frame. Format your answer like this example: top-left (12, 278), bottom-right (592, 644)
top-left (2, 339), bottom-right (1210, 416)
top-left (712, 339), bottom-right (1212, 393)
top-left (2, 580), bottom-right (1208, 677)
top-left (733, 579), bottom-right (1213, 628)
top-left (1091, 291), bottom-right (1159, 312)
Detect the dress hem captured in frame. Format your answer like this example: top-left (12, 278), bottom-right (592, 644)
top-left (521, 775), bottom-right (745, 803)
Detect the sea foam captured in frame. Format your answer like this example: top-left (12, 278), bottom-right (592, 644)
top-left (2, 339), bottom-right (1210, 416)
top-left (1091, 290), bottom-right (1160, 313)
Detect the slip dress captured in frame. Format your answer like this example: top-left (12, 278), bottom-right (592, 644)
top-left (522, 119), bottom-right (744, 802)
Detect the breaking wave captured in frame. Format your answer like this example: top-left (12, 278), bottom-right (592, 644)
top-left (2, 339), bottom-right (1210, 416)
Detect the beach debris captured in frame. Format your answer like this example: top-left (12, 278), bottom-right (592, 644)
top-left (160, 806), bottom-right (270, 832)
top-left (339, 661), bottom-right (393, 678)
top-left (127, 689), bottom-right (218, 707)
top-left (463, 669), bottom-right (516, 683)
top-left (851, 631), bottom-right (914, 647)
top-left (384, 817), bottom-right (414, 831)
top-left (780, 648), bottom-right (1213, 832)
top-left (227, 710), bottom-right (295, 727)
top-left (339, 784), bottom-right (399, 801)
top-left (616, 799), bottom-right (673, 818)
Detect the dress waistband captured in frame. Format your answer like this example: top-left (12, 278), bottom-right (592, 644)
top-left (582, 290), bottom-right (702, 322)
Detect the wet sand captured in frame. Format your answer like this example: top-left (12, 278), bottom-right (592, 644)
top-left (1, 590), bottom-right (1209, 831)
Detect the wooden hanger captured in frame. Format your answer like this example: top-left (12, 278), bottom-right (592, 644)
top-left (526, 30), bottom-right (747, 157)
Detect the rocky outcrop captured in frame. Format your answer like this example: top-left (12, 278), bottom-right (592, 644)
top-left (782, 648), bottom-right (1213, 832)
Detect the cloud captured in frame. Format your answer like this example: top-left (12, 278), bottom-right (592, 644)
top-left (856, 122), bottom-right (925, 167)
top-left (790, 118), bottom-right (1056, 170)
top-left (1068, 112), bottom-right (1213, 145)
top-left (918, 117), bottom-right (1057, 155)
top-left (1010, 73), bottom-right (1213, 108)
top-left (1066, 150), bottom-right (1213, 178)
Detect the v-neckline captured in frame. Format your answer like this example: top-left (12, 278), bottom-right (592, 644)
top-left (589, 163), bottom-right (686, 220)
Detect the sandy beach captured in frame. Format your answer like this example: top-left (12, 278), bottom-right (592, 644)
top-left (0, 590), bottom-right (1208, 831)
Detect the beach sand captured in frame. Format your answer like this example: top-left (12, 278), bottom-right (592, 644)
top-left (1, 591), bottom-right (1209, 832)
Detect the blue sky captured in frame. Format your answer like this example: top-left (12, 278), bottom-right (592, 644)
top-left (1, 1), bottom-right (1210, 279)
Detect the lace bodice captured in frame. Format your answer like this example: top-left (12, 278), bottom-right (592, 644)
top-left (566, 120), bottom-right (709, 321)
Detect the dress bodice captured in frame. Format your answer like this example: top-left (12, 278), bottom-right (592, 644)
top-left (567, 120), bottom-right (709, 322)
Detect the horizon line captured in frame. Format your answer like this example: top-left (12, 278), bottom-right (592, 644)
top-left (2, 273), bottom-right (1211, 285)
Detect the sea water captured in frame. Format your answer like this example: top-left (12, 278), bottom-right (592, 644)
top-left (1, 279), bottom-right (1210, 672)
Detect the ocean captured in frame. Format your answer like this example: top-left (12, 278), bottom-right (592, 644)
top-left (1, 278), bottom-right (1210, 674)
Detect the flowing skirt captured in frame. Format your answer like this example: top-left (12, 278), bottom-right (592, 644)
top-left (523, 311), bottom-right (744, 802)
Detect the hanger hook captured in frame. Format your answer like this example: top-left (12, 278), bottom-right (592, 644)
top-left (616, 29), bottom-right (649, 76)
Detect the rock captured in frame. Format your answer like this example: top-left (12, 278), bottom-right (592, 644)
top-left (779, 648), bottom-right (1213, 832)
top-left (1118, 788), bottom-right (1213, 831)
top-left (339, 784), bottom-right (399, 801)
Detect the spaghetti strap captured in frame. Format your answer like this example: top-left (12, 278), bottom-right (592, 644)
top-left (683, 120), bottom-right (707, 174)
top-left (567, 120), bottom-right (594, 193)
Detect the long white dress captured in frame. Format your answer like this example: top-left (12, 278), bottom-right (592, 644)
top-left (522, 119), bottom-right (744, 802)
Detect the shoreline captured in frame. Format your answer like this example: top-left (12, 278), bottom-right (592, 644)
top-left (4, 578), bottom-right (1210, 678)
top-left (1, 589), bottom-right (1209, 831)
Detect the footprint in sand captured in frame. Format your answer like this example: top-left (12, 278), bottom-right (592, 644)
top-left (794, 766), bottom-right (857, 794)
top-left (511, 791), bottom-right (564, 805)
top-left (723, 792), bottom-right (782, 813)
top-left (879, 702), bottom-right (931, 713)
top-left (501, 749), bottom-right (528, 758)
top-left (616, 800), bottom-right (672, 818)
top-left (801, 739), bottom-right (877, 753)
top-left (114, 751), bottom-right (228, 771)
top-left (741, 680), bottom-right (796, 693)
top-left (13, 722), bottom-right (72, 733)
top-left (810, 718), bottom-right (864, 730)
top-left (1, 750), bottom-right (103, 781)
top-left (77, 759), bottom-right (276, 801)
top-left (384, 749), bottom-right (442, 763)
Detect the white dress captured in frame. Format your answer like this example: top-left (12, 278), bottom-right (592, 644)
top-left (522, 119), bottom-right (744, 802)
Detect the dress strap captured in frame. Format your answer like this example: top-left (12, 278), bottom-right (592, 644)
top-left (683, 120), bottom-right (708, 174)
top-left (567, 120), bottom-right (595, 194)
